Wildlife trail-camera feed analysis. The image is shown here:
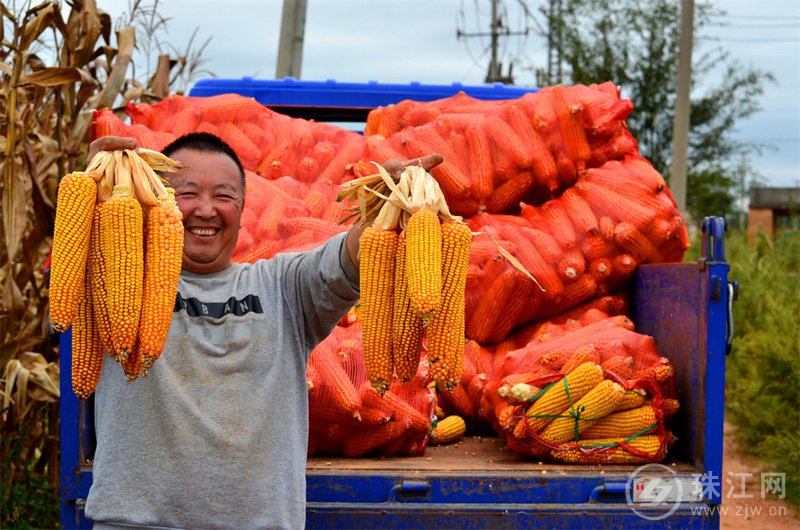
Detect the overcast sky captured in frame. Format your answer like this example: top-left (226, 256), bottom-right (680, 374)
top-left (99, 0), bottom-right (799, 189)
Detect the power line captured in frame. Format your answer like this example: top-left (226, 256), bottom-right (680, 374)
top-left (709, 37), bottom-right (800, 42)
top-left (718, 14), bottom-right (800, 20)
top-left (718, 23), bottom-right (800, 29)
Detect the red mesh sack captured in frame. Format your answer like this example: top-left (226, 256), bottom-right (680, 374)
top-left (463, 154), bottom-right (688, 345)
top-left (307, 323), bottom-right (435, 457)
top-left (476, 313), bottom-right (678, 464)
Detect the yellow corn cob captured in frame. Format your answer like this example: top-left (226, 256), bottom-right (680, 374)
top-left (72, 275), bottom-right (104, 399)
top-left (538, 380), bottom-right (625, 446)
top-left (427, 221), bottom-right (472, 392)
top-left (661, 398), bottom-right (680, 418)
top-left (122, 343), bottom-right (144, 382)
top-left (360, 225), bottom-right (398, 395)
top-left (139, 189), bottom-right (184, 373)
top-left (101, 183), bottom-right (144, 362)
top-left (405, 208), bottom-right (442, 318)
top-left (512, 415), bottom-right (530, 439)
top-left (87, 204), bottom-right (112, 353)
top-left (525, 362), bottom-right (604, 434)
top-left (50, 171), bottom-right (97, 332)
top-left (392, 233), bottom-right (424, 381)
top-left (614, 389), bottom-right (647, 412)
top-left (582, 405), bottom-right (659, 440)
top-left (430, 415), bottom-right (466, 445)
top-left (550, 434), bottom-right (665, 464)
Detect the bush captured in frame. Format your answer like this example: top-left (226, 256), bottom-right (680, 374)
top-left (724, 229), bottom-right (800, 508)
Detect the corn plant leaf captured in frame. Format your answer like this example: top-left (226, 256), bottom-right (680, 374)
top-left (19, 3), bottom-right (56, 51)
top-left (0, 62), bottom-right (12, 76)
top-left (95, 26), bottom-right (134, 110)
top-left (1, 158), bottom-right (28, 264)
top-left (18, 66), bottom-right (92, 87)
top-left (19, 352), bottom-right (60, 403)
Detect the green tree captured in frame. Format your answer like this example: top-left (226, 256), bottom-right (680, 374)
top-left (543, 0), bottom-right (773, 218)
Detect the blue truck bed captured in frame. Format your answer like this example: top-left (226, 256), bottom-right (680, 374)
top-left (59, 79), bottom-right (736, 529)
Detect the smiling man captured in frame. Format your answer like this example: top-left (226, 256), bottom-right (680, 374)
top-left (82, 133), bottom-right (441, 530)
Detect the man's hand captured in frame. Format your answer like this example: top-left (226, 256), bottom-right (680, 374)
top-left (345, 153), bottom-right (444, 272)
top-left (87, 136), bottom-right (138, 165)
top-left (382, 153), bottom-right (444, 182)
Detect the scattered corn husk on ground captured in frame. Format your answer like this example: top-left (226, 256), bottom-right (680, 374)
top-left (51, 148), bottom-right (184, 398)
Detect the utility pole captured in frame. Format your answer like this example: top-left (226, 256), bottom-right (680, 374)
top-left (457, 0), bottom-right (528, 84)
top-left (275, 0), bottom-right (308, 79)
top-left (738, 152), bottom-right (748, 229)
top-left (669, 0), bottom-right (694, 220)
top-left (546, 0), bottom-right (563, 85)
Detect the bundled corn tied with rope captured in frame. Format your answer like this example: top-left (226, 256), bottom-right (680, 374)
top-left (340, 164), bottom-right (475, 395)
top-left (49, 149), bottom-right (183, 399)
top-left (475, 312), bottom-right (680, 464)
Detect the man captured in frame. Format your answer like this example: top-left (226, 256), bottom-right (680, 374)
top-left (83, 133), bottom-right (441, 529)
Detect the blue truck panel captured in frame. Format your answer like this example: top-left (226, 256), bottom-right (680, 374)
top-left (60, 79), bottom-right (734, 529)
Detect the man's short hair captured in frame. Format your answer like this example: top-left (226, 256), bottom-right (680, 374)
top-left (162, 132), bottom-right (246, 193)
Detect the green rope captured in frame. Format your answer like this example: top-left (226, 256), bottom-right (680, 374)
top-left (579, 423), bottom-right (658, 449)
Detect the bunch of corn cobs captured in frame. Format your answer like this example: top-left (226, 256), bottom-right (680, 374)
top-left (49, 149), bottom-right (183, 399)
top-left (340, 164), bottom-right (474, 396)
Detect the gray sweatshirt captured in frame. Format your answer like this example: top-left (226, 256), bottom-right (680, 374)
top-left (85, 233), bottom-right (359, 530)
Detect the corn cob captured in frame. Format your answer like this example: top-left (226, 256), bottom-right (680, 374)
top-left (101, 180), bottom-right (144, 362)
top-left (525, 362), bottom-right (604, 434)
top-left (405, 208), bottom-right (443, 318)
top-left (553, 86), bottom-right (591, 172)
top-left (430, 415), bottom-right (467, 445)
top-left (631, 358), bottom-right (674, 384)
top-left (87, 204), bottom-right (112, 353)
top-left (497, 404), bottom-right (524, 433)
top-left (362, 386), bottom-right (430, 433)
top-left (71, 274), bottom-right (104, 399)
top-left (577, 181), bottom-right (657, 230)
top-left (550, 434), bottom-right (665, 464)
top-left (560, 345), bottom-right (602, 374)
top-left (557, 247), bottom-right (587, 282)
top-left (614, 389), bottom-right (647, 412)
top-left (537, 379), bottom-right (624, 445)
top-left (392, 233), bottom-right (424, 382)
top-left (122, 343), bottom-right (144, 382)
top-left (588, 257), bottom-right (613, 283)
top-left (310, 347), bottom-right (362, 420)
top-left (360, 224), bottom-right (398, 395)
top-left (50, 171), bottom-right (97, 332)
top-left (599, 216), bottom-right (616, 241)
top-left (439, 383), bottom-right (475, 418)
top-left (486, 171), bottom-right (536, 214)
top-left (465, 123), bottom-right (494, 202)
top-left (427, 221), bottom-right (472, 391)
top-left (602, 355), bottom-right (635, 378)
top-left (582, 405), bottom-right (659, 440)
top-left (561, 188), bottom-right (599, 235)
top-left (661, 398), bottom-right (680, 418)
top-left (554, 273), bottom-right (597, 310)
top-left (581, 235), bottom-right (616, 261)
top-left (467, 270), bottom-right (535, 344)
top-left (614, 222), bottom-right (659, 263)
top-left (539, 201), bottom-right (578, 249)
top-left (137, 190), bottom-right (184, 372)
top-left (505, 105), bottom-right (558, 186)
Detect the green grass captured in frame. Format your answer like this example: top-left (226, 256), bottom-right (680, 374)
top-left (721, 229), bottom-right (800, 508)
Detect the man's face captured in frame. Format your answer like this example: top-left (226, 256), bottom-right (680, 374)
top-left (169, 148), bottom-right (244, 274)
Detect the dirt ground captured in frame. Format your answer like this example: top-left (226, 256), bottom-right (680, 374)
top-left (720, 423), bottom-right (799, 530)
